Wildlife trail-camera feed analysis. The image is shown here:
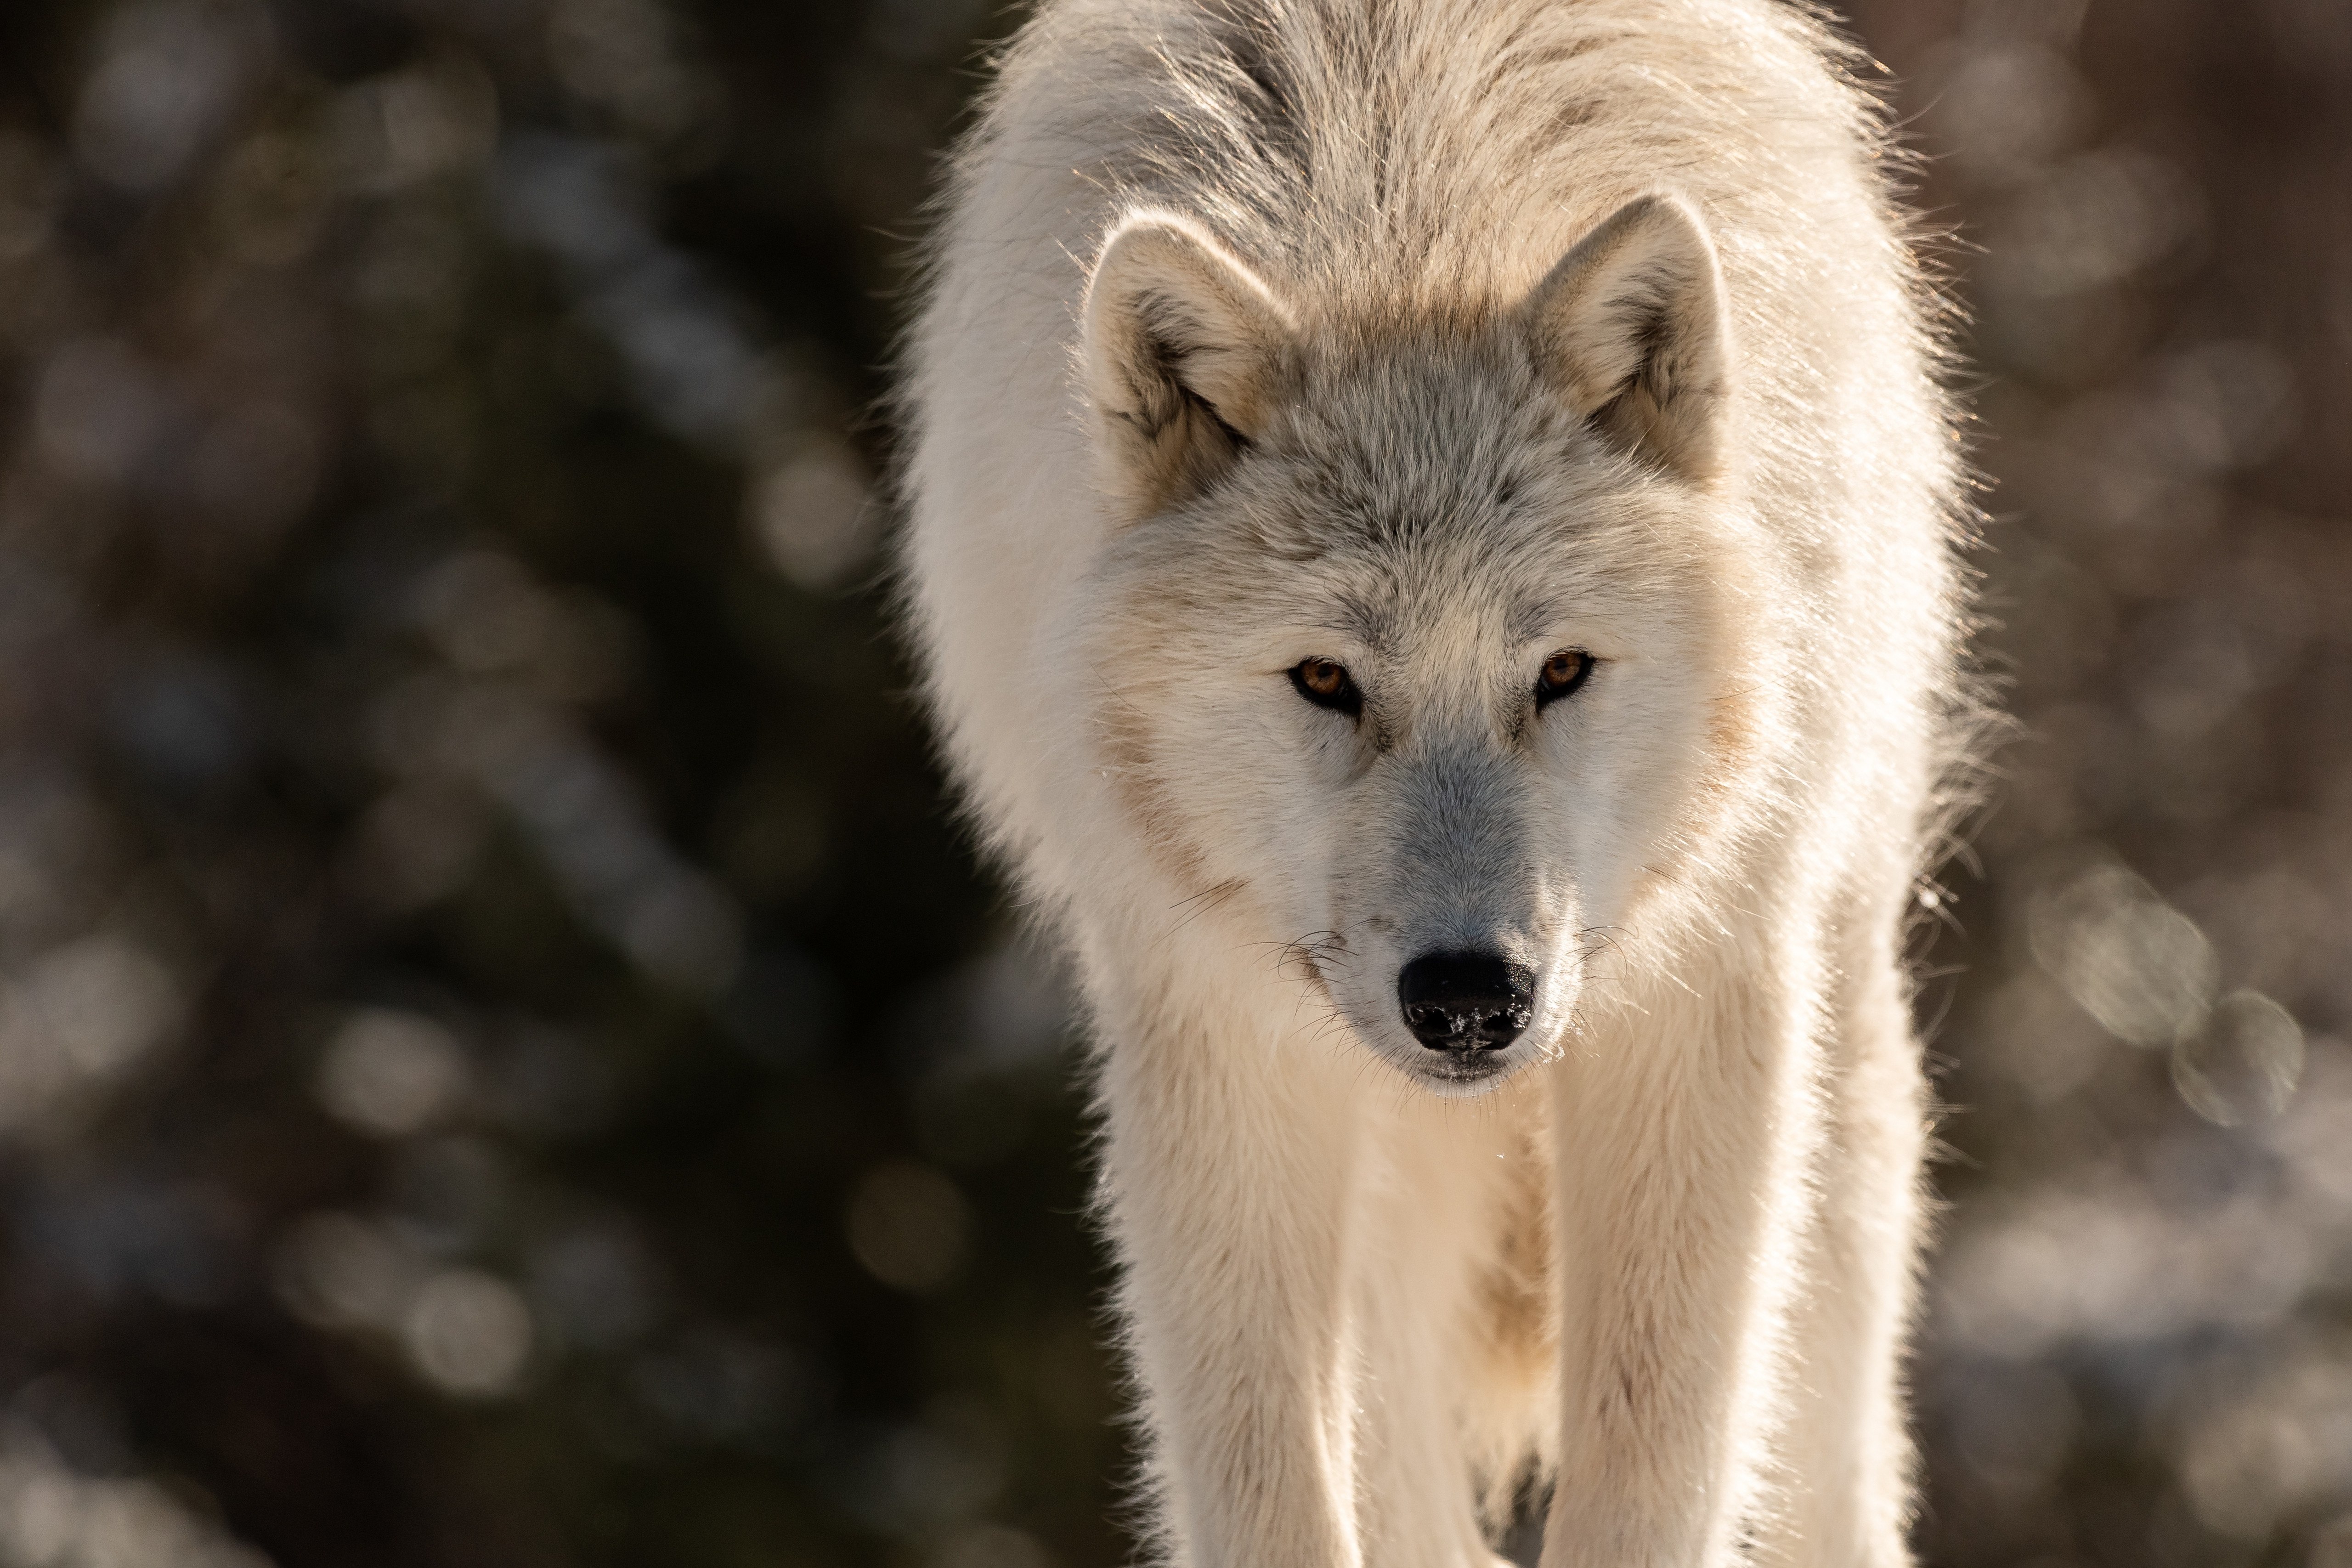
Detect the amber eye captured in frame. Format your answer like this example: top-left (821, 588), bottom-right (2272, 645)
top-left (1535, 648), bottom-right (1594, 708)
top-left (1289, 657), bottom-right (1363, 718)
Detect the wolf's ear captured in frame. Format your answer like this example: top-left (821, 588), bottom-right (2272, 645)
top-left (1519, 194), bottom-right (1730, 485)
top-left (1082, 212), bottom-right (1296, 520)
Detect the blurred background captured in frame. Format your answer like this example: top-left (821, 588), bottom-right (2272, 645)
top-left (0, 0), bottom-right (2338, 1564)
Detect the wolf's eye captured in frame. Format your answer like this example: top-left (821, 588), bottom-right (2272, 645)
top-left (1289, 657), bottom-right (1363, 718)
top-left (1535, 649), bottom-right (1594, 708)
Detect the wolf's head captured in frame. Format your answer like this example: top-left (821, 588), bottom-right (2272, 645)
top-left (1076, 196), bottom-right (1768, 1093)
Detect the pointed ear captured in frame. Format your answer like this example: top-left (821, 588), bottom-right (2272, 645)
top-left (1082, 211), bottom-right (1296, 520)
top-left (1519, 194), bottom-right (1731, 485)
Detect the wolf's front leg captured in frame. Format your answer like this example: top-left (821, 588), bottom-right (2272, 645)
top-left (1097, 987), bottom-right (1367, 1568)
top-left (1542, 962), bottom-right (1824, 1568)
top-left (1761, 951), bottom-right (1926, 1568)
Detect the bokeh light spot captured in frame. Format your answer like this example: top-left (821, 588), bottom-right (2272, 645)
top-left (2172, 990), bottom-right (2304, 1127)
top-left (316, 1009), bottom-right (469, 1138)
top-left (402, 1268), bottom-right (534, 1398)
top-left (846, 1162), bottom-right (969, 1294)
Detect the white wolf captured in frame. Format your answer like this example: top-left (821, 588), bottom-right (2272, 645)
top-left (898, 0), bottom-right (1970, 1563)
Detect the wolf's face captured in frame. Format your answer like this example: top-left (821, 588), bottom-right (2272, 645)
top-left (1080, 198), bottom-right (1753, 1092)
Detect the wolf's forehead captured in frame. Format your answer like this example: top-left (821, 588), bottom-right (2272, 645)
top-left (1255, 343), bottom-right (1574, 535)
top-left (1218, 340), bottom-right (1645, 635)
top-left (1276, 536), bottom-right (1562, 652)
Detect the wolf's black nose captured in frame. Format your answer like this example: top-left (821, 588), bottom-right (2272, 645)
top-left (1397, 953), bottom-right (1535, 1051)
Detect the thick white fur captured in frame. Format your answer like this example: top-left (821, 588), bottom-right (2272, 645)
top-left (897, 2), bottom-right (1969, 1565)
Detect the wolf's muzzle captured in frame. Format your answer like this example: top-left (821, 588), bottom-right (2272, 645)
top-left (1397, 953), bottom-right (1535, 1051)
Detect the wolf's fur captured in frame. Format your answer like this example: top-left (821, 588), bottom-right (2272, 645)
top-left (897, 2), bottom-right (1970, 1564)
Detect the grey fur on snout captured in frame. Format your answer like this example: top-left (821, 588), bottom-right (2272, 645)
top-left (1326, 735), bottom-right (1579, 1074)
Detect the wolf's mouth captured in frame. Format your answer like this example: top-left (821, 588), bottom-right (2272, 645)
top-left (1404, 1047), bottom-right (1520, 1092)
